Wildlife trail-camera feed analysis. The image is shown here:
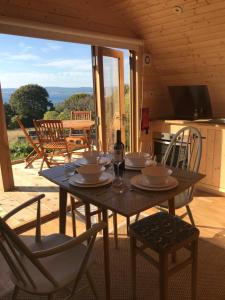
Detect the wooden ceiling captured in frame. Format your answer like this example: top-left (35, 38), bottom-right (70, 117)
top-left (1, 0), bottom-right (225, 117)
top-left (104, 0), bottom-right (225, 117)
top-left (0, 0), bottom-right (136, 38)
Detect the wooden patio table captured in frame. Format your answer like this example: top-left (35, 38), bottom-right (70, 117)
top-left (41, 166), bottom-right (204, 300)
top-left (62, 119), bottom-right (95, 130)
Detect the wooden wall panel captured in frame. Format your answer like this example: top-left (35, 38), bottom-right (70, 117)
top-left (3, 0), bottom-right (225, 135)
top-left (106, 0), bottom-right (225, 119)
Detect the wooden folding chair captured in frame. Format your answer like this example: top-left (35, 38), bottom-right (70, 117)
top-left (69, 111), bottom-right (92, 149)
top-left (16, 117), bottom-right (43, 168)
top-left (33, 119), bottom-right (77, 172)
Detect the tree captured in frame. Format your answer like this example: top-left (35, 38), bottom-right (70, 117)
top-left (9, 84), bottom-right (53, 126)
top-left (62, 93), bottom-right (94, 113)
top-left (124, 84), bottom-right (129, 95)
top-left (3, 103), bottom-right (15, 128)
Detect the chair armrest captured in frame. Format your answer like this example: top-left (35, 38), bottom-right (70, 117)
top-left (3, 194), bottom-right (45, 221)
top-left (33, 222), bottom-right (106, 258)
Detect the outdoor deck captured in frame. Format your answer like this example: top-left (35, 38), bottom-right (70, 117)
top-left (0, 160), bottom-right (225, 299)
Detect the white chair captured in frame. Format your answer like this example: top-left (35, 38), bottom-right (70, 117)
top-left (0, 194), bottom-right (105, 299)
top-left (160, 126), bottom-right (202, 226)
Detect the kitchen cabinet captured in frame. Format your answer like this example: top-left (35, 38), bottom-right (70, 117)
top-left (150, 120), bottom-right (225, 194)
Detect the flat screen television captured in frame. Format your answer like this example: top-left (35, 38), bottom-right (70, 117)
top-left (168, 85), bottom-right (212, 120)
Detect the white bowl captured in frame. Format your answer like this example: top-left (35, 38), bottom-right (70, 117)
top-left (82, 151), bottom-right (101, 164)
top-left (141, 165), bottom-right (172, 186)
top-left (125, 152), bottom-right (150, 166)
top-left (78, 164), bottom-right (105, 182)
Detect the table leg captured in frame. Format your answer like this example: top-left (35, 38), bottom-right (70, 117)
top-left (102, 208), bottom-right (111, 300)
top-left (85, 203), bottom-right (91, 230)
top-left (59, 187), bottom-right (67, 234)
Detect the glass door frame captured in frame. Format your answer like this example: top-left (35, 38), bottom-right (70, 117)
top-left (92, 46), bottom-right (125, 151)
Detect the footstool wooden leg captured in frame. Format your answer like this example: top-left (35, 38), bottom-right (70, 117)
top-left (130, 235), bottom-right (137, 300)
top-left (159, 253), bottom-right (168, 300)
top-left (191, 240), bottom-right (198, 300)
top-left (126, 216), bottom-right (130, 236)
top-left (113, 213), bottom-right (118, 249)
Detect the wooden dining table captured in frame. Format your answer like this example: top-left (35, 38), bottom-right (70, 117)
top-left (41, 165), bottom-right (204, 300)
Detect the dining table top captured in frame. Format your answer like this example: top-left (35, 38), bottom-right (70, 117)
top-left (41, 164), bottom-right (205, 217)
top-left (62, 119), bottom-right (95, 130)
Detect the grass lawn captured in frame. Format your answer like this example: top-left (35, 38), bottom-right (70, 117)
top-left (7, 128), bottom-right (23, 145)
top-left (7, 128), bottom-right (34, 145)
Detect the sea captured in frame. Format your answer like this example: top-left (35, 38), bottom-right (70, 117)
top-left (2, 87), bottom-right (93, 104)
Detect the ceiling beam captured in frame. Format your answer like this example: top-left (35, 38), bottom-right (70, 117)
top-left (0, 16), bottom-right (144, 50)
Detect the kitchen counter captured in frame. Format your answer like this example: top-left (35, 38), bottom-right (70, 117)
top-left (154, 119), bottom-right (225, 128)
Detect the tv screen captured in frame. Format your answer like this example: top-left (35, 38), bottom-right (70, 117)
top-left (168, 85), bottom-right (212, 120)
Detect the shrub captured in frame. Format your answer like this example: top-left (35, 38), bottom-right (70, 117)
top-left (10, 141), bottom-right (33, 160)
top-left (43, 110), bottom-right (59, 120)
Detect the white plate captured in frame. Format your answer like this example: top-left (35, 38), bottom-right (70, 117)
top-left (69, 173), bottom-right (113, 188)
top-left (125, 160), bottom-right (145, 169)
top-left (71, 172), bottom-right (109, 185)
top-left (125, 159), bottom-right (156, 169)
top-left (138, 175), bottom-right (177, 188)
top-left (74, 157), bottom-right (111, 166)
top-left (125, 164), bottom-right (143, 171)
top-left (131, 175), bottom-right (178, 191)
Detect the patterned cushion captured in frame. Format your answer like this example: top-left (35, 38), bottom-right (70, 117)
top-left (130, 212), bottom-right (199, 252)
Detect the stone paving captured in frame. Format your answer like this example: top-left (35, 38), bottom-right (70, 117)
top-left (0, 159), bottom-right (61, 228)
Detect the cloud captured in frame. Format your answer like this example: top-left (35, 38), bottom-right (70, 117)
top-left (3, 53), bottom-right (40, 61)
top-left (38, 58), bottom-right (92, 72)
top-left (41, 43), bottom-right (62, 53)
top-left (0, 71), bottom-right (93, 88)
top-left (17, 42), bottom-right (33, 53)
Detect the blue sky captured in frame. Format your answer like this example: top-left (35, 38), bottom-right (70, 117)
top-left (0, 34), bottom-right (129, 88)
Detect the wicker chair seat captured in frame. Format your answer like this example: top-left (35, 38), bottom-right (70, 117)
top-left (130, 212), bottom-right (199, 253)
top-left (42, 141), bottom-right (77, 150)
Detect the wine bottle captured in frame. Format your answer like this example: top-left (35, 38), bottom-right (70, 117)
top-left (113, 130), bottom-right (125, 177)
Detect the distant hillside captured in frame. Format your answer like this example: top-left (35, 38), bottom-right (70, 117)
top-left (2, 87), bottom-right (93, 103)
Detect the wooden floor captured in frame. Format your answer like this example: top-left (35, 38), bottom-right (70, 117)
top-left (0, 160), bottom-right (225, 298)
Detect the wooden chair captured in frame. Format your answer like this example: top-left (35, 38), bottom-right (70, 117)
top-left (71, 110), bottom-right (92, 121)
top-left (160, 126), bottom-right (202, 226)
top-left (33, 119), bottom-right (78, 172)
top-left (16, 117), bottom-right (43, 168)
top-left (0, 194), bottom-right (105, 300)
top-left (130, 212), bottom-right (199, 300)
top-left (69, 111), bottom-right (92, 149)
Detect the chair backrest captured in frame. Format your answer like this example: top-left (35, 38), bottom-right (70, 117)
top-left (71, 111), bottom-right (92, 121)
top-left (162, 126), bottom-right (202, 173)
top-left (0, 215), bottom-right (102, 293)
top-left (33, 119), bottom-right (65, 144)
top-left (16, 117), bottom-right (41, 155)
top-left (162, 126), bottom-right (202, 201)
top-left (0, 217), bottom-right (58, 290)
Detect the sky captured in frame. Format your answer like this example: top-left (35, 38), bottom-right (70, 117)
top-left (0, 34), bottom-right (129, 88)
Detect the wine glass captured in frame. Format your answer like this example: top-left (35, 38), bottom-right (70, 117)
top-left (112, 159), bottom-right (125, 194)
